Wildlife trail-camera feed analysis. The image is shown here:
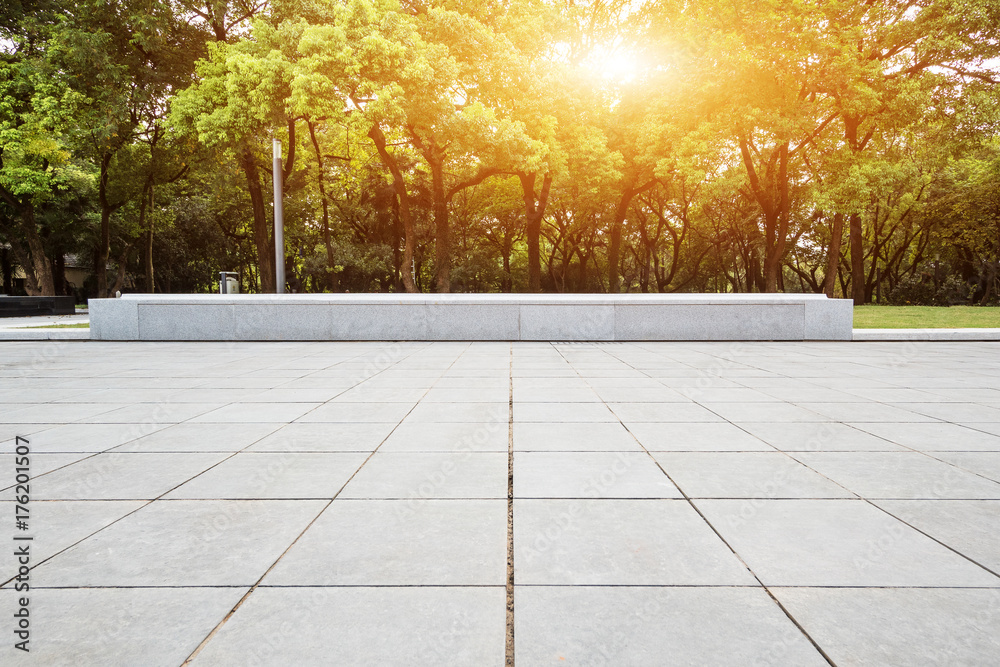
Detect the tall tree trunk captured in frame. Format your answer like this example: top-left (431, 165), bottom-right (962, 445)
top-left (52, 252), bottom-right (65, 295)
top-left (109, 245), bottom-right (132, 296)
top-left (21, 206), bottom-right (55, 296)
top-left (608, 180), bottom-right (657, 294)
top-left (980, 261), bottom-right (997, 306)
top-left (520, 173), bottom-right (540, 291)
top-left (138, 179), bottom-right (154, 293)
top-left (501, 237), bottom-right (512, 292)
top-left (1, 186), bottom-right (53, 295)
top-left (96, 152), bottom-right (114, 297)
top-left (428, 149), bottom-right (449, 293)
top-left (823, 213), bottom-right (844, 297)
top-left (368, 126), bottom-right (417, 293)
top-left (13, 240), bottom-right (40, 296)
top-left (750, 253), bottom-right (765, 293)
top-left (308, 121), bottom-right (338, 291)
top-left (520, 172), bottom-right (552, 292)
top-left (97, 210), bottom-right (111, 296)
top-left (1, 244), bottom-right (12, 295)
top-left (638, 223), bottom-right (651, 293)
top-left (760, 209), bottom-right (780, 292)
top-left (739, 136), bottom-right (790, 293)
top-left (391, 195), bottom-right (403, 291)
top-left (240, 148), bottom-right (275, 293)
top-left (144, 226), bottom-right (154, 293)
top-left (608, 193), bottom-right (628, 294)
top-left (763, 143), bottom-right (790, 293)
top-left (850, 213), bottom-right (865, 304)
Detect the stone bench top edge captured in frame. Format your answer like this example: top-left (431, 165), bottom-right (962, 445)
top-left (98, 293), bottom-right (846, 306)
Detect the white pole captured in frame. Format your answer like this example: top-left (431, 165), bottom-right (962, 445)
top-left (273, 137), bottom-right (285, 294)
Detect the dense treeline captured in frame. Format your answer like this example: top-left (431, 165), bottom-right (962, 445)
top-left (1, 0), bottom-right (998, 303)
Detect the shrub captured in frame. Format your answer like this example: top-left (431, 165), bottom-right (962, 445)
top-left (888, 273), bottom-right (971, 306)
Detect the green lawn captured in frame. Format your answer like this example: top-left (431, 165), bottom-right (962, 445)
top-left (24, 323), bottom-right (91, 329)
top-left (854, 305), bottom-right (1000, 329)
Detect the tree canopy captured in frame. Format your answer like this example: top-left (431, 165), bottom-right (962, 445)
top-left (2, 0), bottom-right (998, 304)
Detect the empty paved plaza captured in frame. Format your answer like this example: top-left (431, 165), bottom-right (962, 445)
top-left (2, 340), bottom-right (1000, 665)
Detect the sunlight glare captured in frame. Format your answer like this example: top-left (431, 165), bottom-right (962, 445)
top-left (587, 47), bottom-right (642, 84)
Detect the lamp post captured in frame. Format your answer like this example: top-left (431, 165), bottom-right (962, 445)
top-left (272, 136), bottom-right (285, 294)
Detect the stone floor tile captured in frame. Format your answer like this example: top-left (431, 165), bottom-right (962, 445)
top-left (191, 587), bottom-right (505, 667)
top-left (591, 386), bottom-right (687, 403)
top-left (629, 422), bottom-right (774, 451)
top-left (653, 452), bottom-right (854, 498)
top-left (738, 422), bottom-right (905, 452)
top-left (0, 499), bottom-right (143, 576)
top-left (190, 402), bottom-right (322, 423)
top-left (513, 402), bottom-right (618, 422)
top-left (931, 451), bottom-right (1000, 482)
top-left (331, 385), bottom-right (430, 402)
top-left (793, 451), bottom-right (1000, 499)
top-left (610, 401), bottom-right (723, 422)
top-left (676, 387), bottom-right (781, 402)
top-left (897, 401), bottom-right (1000, 422)
top-left (772, 588), bottom-right (1000, 667)
top-left (850, 422), bottom-right (1000, 451)
top-left (512, 386), bottom-right (600, 403)
top-left (25, 452), bottom-right (230, 500)
top-left (246, 422), bottom-right (395, 452)
top-left (799, 401), bottom-right (938, 422)
top-left (296, 402), bottom-right (415, 423)
top-left (873, 499), bottom-right (1000, 572)
top-left (122, 422), bottom-right (282, 452)
top-left (698, 402), bottom-right (831, 423)
top-left (514, 499), bottom-right (755, 585)
top-left (0, 587), bottom-right (247, 666)
top-left (340, 452), bottom-right (507, 499)
top-left (424, 386), bottom-right (511, 403)
top-left (165, 452), bottom-right (369, 499)
top-left (696, 499), bottom-right (999, 586)
top-left (0, 452), bottom-right (95, 484)
top-left (32, 499), bottom-right (325, 586)
top-left (513, 422), bottom-right (642, 451)
top-left (1, 403), bottom-right (124, 423)
top-left (246, 387), bottom-right (346, 403)
top-left (515, 586), bottom-right (828, 666)
top-left (4, 423), bottom-right (169, 453)
top-left (264, 499), bottom-right (506, 585)
top-left (0, 424), bottom-right (60, 446)
top-left (405, 401), bottom-right (508, 423)
top-left (514, 451), bottom-right (680, 498)
top-left (78, 402), bottom-right (226, 424)
top-left (379, 421), bottom-right (508, 452)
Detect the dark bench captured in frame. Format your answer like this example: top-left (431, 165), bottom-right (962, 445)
top-left (0, 296), bottom-right (76, 317)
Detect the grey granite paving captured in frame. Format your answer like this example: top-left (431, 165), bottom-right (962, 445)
top-left (1, 340), bottom-right (999, 665)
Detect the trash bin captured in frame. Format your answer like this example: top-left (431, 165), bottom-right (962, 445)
top-left (219, 272), bottom-right (240, 294)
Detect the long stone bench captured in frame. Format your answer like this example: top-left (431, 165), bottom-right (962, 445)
top-left (89, 293), bottom-right (853, 341)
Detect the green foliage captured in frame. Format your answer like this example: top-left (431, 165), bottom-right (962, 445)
top-left (888, 273), bottom-right (972, 306)
top-left (2, 0), bottom-right (999, 299)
